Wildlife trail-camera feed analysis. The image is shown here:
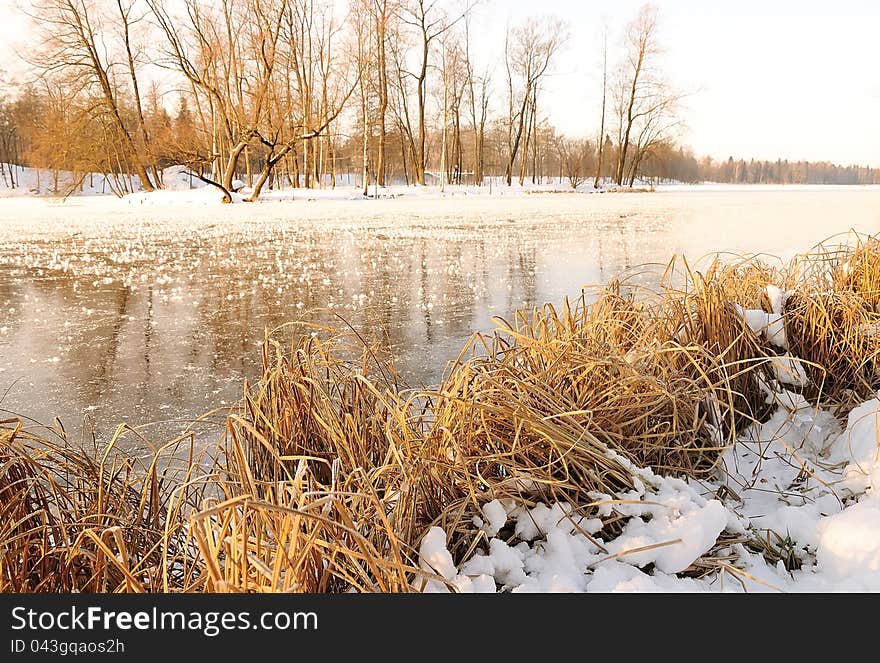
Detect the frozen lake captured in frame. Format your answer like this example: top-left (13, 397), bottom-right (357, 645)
top-left (1, 186), bottom-right (879, 444)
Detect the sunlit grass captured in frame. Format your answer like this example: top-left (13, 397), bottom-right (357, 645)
top-left (4, 234), bottom-right (880, 592)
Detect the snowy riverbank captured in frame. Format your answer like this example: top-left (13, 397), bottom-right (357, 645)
top-left (420, 389), bottom-right (880, 592)
top-left (0, 162), bottom-right (646, 203)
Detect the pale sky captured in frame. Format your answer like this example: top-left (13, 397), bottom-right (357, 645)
top-left (476, 0), bottom-right (880, 167)
top-left (1, 0), bottom-right (878, 166)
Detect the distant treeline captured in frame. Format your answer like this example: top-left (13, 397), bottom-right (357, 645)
top-left (2, 90), bottom-right (875, 194)
top-left (638, 144), bottom-right (878, 185)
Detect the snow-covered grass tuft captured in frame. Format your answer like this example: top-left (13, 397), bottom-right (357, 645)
top-left (417, 388), bottom-right (880, 592)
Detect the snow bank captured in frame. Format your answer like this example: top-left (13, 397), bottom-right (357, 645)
top-left (417, 471), bottom-right (733, 592)
top-left (417, 390), bottom-right (880, 593)
top-left (2, 162), bottom-right (644, 203)
top-left (0, 163), bottom-right (150, 197)
top-left (815, 500), bottom-right (880, 589)
top-left (831, 397), bottom-right (880, 495)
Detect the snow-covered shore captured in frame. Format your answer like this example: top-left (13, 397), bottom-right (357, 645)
top-left (0, 162), bottom-right (641, 203)
top-left (420, 388), bottom-right (880, 592)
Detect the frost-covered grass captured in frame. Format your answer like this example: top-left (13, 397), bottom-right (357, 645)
top-left (4, 235), bottom-right (880, 592)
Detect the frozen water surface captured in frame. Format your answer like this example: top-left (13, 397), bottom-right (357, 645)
top-left (1, 187), bottom-right (879, 446)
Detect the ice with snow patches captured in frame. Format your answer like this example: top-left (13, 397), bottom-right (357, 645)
top-left (417, 392), bottom-right (880, 592)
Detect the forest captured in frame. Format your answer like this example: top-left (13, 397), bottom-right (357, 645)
top-left (0, 0), bottom-right (876, 199)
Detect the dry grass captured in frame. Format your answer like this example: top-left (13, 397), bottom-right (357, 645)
top-left (5, 234), bottom-right (880, 592)
top-left (0, 420), bottom-right (205, 592)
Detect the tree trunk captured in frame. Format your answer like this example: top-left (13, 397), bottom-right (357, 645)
top-left (361, 75), bottom-right (370, 196)
top-left (594, 31), bottom-right (607, 189)
top-left (221, 140), bottom-right (248, 192)
top-left (530, 90), bottom-right (538, 184)
top-left (329, 129), bottom-right (336, 188)
top-left (616, 46), bottom-right (646, 186)
top-left (303, 137), bottom-right (310, 189)
top-left (118, 0), bottom-right (157, 190)
top-left (376, 8), bottom-right (388, 187)
top-left (247, 144), bottom-right (293, 202)
top-left (245, 145), bottom-right (252, 188)
top-left (519, 93), bottom-right (533, 186)
top-left (440, 49), bottom-right (448, 192)
top-left (416, 27), bottom-right (429, 186)
top-left (400, 124), bottom-right (409, 185)
top-left (506, 86), bottom-right (530, 187)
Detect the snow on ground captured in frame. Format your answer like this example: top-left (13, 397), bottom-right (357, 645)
top-left (0, 163), bottom-right (148, 197)
top-left (418, 388), bottom-right (880, 593)
top-left (5, 162), bottom-right (880, 203)
top-left (116, 178), bottom-right (630, 205)
top-left (1, 162), bottom-right (635, 203)
top-left (657, 183), bottom-right (880, 192)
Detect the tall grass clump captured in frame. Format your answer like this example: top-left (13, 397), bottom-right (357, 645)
top-left (205, 333), bottom-right (431, 592)
top-left (0, 420), bottom-right (205, 592)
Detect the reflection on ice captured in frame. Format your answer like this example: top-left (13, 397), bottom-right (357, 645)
top-left (1, 188), bottom-right (879, 446)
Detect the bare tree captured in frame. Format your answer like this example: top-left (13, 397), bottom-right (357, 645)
top-left (398, 0), bottom-right (471, 185)
top-left (615, 3), bottom-right (659, 186)
top-left (557, 136), bottom-right (592, 189)
top-left (610, 4), bottom-right (682, 186)
top-left (30, 0), bottom-right (158, 191)
top-left (148, 0), bottom-right (285, 201)
top-left (245, 0), bottom-right (353, 201)
top-left (594, 25), bottom-right (607, 189)
top-left (387, 25), bottom-right (420, 184)
top-left (372, 0), bottom-right (396, 186)
top-left (113, 0), bottom-right (160, 184)
top-left (464, 13), bottom-right (488, 185)
top-left (503, 16), bottom-right (564, 186)
top-left (352, 0), bottom-right (374, 195)
top-left (439, 28), bottom-right (467, 189)
top-left (625, 92), bottom-right (681, 186)
top-left (0, 101), bottom-right (22, 189)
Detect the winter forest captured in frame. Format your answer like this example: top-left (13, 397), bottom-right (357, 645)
top-left (0, 0), bottom-right (876, 201)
